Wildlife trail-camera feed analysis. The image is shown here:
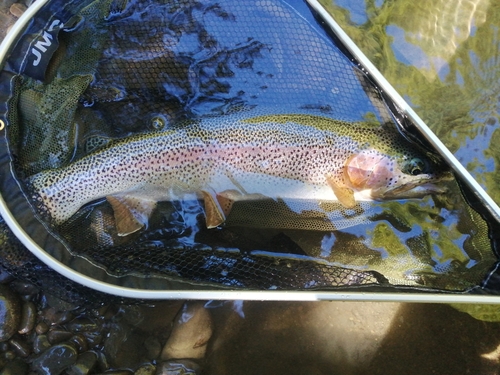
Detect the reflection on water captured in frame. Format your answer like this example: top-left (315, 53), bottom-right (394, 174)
top-left (204, 300), bottom-right (500, 374)
top-left (320, 0), bottom-right (500, 204)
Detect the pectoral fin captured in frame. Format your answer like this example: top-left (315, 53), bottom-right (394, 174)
top-left (106, 195), bottom-right (156, 236)
top-left (325, 174), bottom-right (356, 208)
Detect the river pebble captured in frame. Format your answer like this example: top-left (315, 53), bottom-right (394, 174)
top-left (0, 357), bottom-right (28, 375)
top-left (33, 334), bottom-right (51, 354)
top-left (35, 321), bottom-right (49, 335)
top-left (103, 320), bottom-right (133, 368)
top-left (9, 281), bottom-right (38, 298)
top-left (47, 328), bottom-right (73, 344)
top-left (32, 343), bottom-right (78, 375)
top-left (8, 2), bottom-right (26, 17)
top-left (0, 285), bottom-right (20, 342)
top-left (134, 363), bottom-right (156, 375)
top-left (18, 301), bottom-right (36, 334)
top-left (8, 336), bottom-right (30, 357)
top-left (66, 351), bottom-right (98, 375)
top-left (160, 302), bottom-right (213, 360)
top-left (69, 333), bottom-right (89, 353)
top-left (67, 317), bottom-right (99, 333)
top-left (90, 305), bottom-right (110, 318)
top-left (43, 293), bottom-right (79, 312)
top-left (42, 307), bottom-right (75, 326)
top-left (82, 330), bottom-right (103, 349)
top-left (155, 360), bottom-right (201, 375)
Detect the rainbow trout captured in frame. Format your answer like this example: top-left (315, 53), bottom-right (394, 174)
top-left (28, 114), bottom-right (449, 236)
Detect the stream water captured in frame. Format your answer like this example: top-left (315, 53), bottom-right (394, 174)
top-left (321, 0), bottom-right (500, 203)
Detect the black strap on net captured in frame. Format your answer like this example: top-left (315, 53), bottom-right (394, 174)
top-left (0, 0), bottom-right (499, 300)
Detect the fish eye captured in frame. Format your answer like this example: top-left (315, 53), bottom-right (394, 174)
top-left (407, 158), bottom-right (426, 175)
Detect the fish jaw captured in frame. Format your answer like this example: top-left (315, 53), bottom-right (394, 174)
top-left (368, 175), bottom-right (451, 201)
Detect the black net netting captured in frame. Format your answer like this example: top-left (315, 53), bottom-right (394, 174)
top-left (1, 0), bottom-right (500, 300)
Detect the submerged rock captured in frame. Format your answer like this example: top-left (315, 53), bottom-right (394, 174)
top-left (35, 321), bottom-right (49, 335)
top-left (33, 334), bottom-right (51, 354)
top-left (8, 281), bottom-right (39, 298)
top-left (134, 363), bottom-right (156, 375)
top-left (42, 307), bottom-right (75, 326)
top-left (69, 333), bottom-right (89, 353)
top-left (9, 2), bottom-right (27, 18)
top-left (66, 351), bottom-right (98, 375)
top-left (8, 336), bottom-right (30, 357)
top-left (66, 317), bottom-right (99, 333)
top-left (0, 357), bottom-right (29, 375)
top-left (32, 343), bottom-right (78, 375)
top-left (18, 301), bottom-right (36, 334)
top-left (160, 302), bottom-right (213, 361)
top-left (47, 328), bottom-right (73, 345)
top-left (0, 285), bottom-right (21, 342)
top-left (155, 359), bottom-right (201, 375)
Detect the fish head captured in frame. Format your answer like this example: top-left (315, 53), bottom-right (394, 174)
top-left (344, 147), bottom-right (451, 201)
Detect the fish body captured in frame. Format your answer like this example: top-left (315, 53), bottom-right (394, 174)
top-left (28, 114), bottom-right (448, 235)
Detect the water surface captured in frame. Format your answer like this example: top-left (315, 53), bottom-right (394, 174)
top-left (320, 0), bottom-right (500, 203)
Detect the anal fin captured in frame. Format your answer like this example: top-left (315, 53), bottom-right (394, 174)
top-left (107, 195), bottom-right (156, 236)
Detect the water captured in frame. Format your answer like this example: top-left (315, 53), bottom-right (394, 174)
top-left (320, 0), bottom-right (500, 203)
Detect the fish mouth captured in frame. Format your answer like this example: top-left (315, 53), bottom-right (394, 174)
top-left (381, 184), bottom-right (444, 200)
top-left (375, 173), bottom-right (453, 201)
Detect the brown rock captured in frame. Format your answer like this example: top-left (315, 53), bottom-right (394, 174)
top-left (160, 302), bottom-right (213, 361)
top-left (0, 284), bottom-right (21, 342)
top-left (9, 3), bottom-right (27, 18)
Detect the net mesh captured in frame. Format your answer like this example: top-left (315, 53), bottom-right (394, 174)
top-left (0, 0), bottom-right (499, 297)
